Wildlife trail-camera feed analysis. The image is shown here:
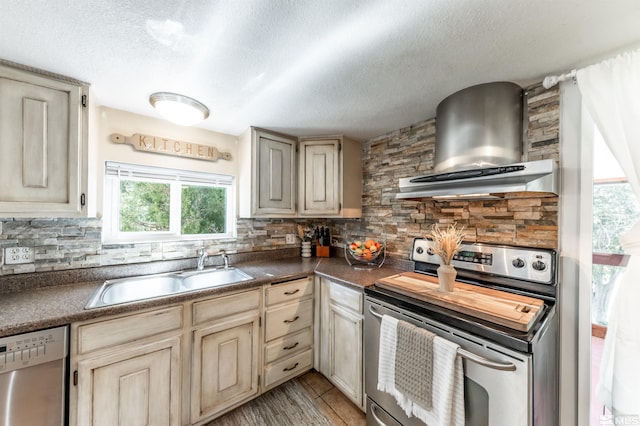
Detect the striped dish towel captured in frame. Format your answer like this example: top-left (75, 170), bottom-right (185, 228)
top-left (377, 315), bottom-right (465, 426)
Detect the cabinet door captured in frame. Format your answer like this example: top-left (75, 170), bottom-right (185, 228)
top-left (0, 63), bottom-right (86, 216)
top-left (299, 139), bottom-right (340, 216)
top-left (76, 336), bottom-right (181, 426)
top-left (320, 278), bottom-right (364, 409)
top-left (255, 132), bottom-right (296, 216)
top-left (191, 313), bottom-right (259, 422)
top-left (327, 300), bottom-right (363, 407)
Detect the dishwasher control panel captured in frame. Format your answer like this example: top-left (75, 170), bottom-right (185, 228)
top-left (0, 326), bottom-right (68, 373)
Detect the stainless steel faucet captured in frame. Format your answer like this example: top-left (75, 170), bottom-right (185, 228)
top-left (196, 248), bottom-right (208, 270)
top-left (220, 251), bottom-right (229, 269)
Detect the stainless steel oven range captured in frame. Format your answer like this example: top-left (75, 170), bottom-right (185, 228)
top-left (365, 239), bottom-right (558, 426)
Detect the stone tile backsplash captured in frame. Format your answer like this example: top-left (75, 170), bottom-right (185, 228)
top-left (0, 83), bottom-right (559, 276)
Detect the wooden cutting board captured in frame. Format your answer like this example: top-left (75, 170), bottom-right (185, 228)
top-left (376, 272), bottom-right (544, 331)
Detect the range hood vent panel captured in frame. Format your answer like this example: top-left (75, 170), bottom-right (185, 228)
top-left (397, 159), bottom-right (558, 199)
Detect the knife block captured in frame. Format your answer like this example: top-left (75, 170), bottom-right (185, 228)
top-left (316, 246), bottom-right (330, 257)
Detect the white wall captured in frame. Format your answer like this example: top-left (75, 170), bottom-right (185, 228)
top-left (94, 106), bottom-right (240, 218)
top-left (558, 81), bottom-right (594, 425)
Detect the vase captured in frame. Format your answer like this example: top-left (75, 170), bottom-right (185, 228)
top-left (437, 264), bottom-right (457, 292)
top-left (301, 241), bottom-right (311, 258)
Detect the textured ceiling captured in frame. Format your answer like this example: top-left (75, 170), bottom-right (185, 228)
top-left (1, 1), bottom-right (640, 140)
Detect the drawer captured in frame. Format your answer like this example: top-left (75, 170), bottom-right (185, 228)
top-left (193, 288), bottom-right (261, 325)
top-left (326, 279), bottom-right (362, 312)
top-left (264, 327), bottom-right (312, 364)
top-left (264, 348), bottom-right (313, 389)
top-left (265, 277), bottom-right (312, 306)
top-left (77, 305), bottom-right (183, 354)
top-left (265, 298), bottom-right (313, 341)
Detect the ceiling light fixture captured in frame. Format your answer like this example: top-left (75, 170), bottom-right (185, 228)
top-left (149, 92), bottom-right (209, 126)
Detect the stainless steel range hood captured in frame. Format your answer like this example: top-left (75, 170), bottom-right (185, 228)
top-left (396, 81), bottom-right (558, 200)
top-left (397, 158), bottom-right (558, 199)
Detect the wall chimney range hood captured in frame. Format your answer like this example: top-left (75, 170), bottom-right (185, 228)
top-left (397, 81), bottom-right (558, 200)
top-left (397, 158), bottom-right (558, 199)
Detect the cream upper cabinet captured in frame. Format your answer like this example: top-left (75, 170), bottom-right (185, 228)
top-left (298, 136), bottom-right (361, 218)
top-left (239, 128), bottom-right (362, 218)
top-left (319, 277), bottom-right (364, 409)
top-left (0, 61), bottom-right (88, 217)
top-left (238, 127), bottom-right (297, 218)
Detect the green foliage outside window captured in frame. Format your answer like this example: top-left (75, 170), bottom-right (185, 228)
top-left (118, 180), bottom-right (227, 236)
top-left (592, 182), bottom-right (639, 254)
top-left (181, 185), bottom-right (227, 234)
top-left (119, 180), bottom-right (170, 232)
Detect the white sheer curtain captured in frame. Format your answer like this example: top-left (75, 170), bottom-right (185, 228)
top-left (576, 48), bottom-right (640, 416)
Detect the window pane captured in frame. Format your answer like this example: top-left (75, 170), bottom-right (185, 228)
top-left (592, 182), bottom-right (640, 254)
top-left (592, 264), bottom-right (625, 326)
top-left (181, 185), bottom-right (227, 235)
top-left (119, 180), bottom-right (170, 232)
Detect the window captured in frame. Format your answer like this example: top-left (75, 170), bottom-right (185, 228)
top-left (591, 131), bottom-right (638, 328)
top-left (104, 161), bottom-right (235, 242)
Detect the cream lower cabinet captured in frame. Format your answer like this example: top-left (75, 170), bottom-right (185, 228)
top-left (190, 289), bottom-right (261, 424)
top-left (263, 277), bottom-right (314, 390)
top-left (71, 282), bottom-right (315, 425)
top-left (71, 306), bottom-right (183, 426)
top-left (319, 277), bottom-right (364, 409)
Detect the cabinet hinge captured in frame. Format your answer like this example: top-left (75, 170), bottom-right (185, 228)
top-left (258, 375), bottom-right (261, 387)
top-left (81, 94), bottom-right (87, 107)
top-left (73, 370), bottom-right (78, 386)
top-left (80, 193), bottom-right (86, 207)
top-left (339, 142), bottom-right (342, 151)
top-left (259, 317), bottom-right (262, 327)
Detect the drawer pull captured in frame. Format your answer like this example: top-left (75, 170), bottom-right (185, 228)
top-left (284, 289), bottom-right (300, 295)
top-left (283, 362), bottom-right (299, 372)
top-left (284, 316), bottom-right (299, 324)
top-left (283, 342), bottom-right (299, 351)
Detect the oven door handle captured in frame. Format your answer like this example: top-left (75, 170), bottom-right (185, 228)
top-left (370, 403), bottom-right (391, 426)
top-left (368, 305), bottom-right (517, 372)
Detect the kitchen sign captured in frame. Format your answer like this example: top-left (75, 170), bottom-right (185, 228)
top-left (110, 133), bottom-right (232, 162)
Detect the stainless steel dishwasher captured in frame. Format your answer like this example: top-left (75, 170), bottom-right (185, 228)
top-left (0, 326), bottom-right (68, 426)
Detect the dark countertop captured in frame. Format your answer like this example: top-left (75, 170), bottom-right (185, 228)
top-left (314, 257), bottom-right (405, 290)
top-left (0, 255), bottom-right (406, 337)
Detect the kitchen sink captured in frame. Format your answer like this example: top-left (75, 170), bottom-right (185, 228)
top-left (177, 267), bottom-right (254, 290)
top-left (85, 267), bottom-right (254, 309)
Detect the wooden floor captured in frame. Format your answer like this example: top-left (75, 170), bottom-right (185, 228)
top-left (296, 370), bottom-right (366, 426)
top-left (207, 370), bottom-right (366, 426)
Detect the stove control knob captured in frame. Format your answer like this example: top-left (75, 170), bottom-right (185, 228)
top-left (416, 247), bottom-right (424, 254)
top-left (512, 258), bottom-right (526, 268)
top-left (532, 260), bottom-right (547, 271)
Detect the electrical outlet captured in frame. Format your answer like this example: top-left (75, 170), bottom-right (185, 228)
top-left (4, 247), bottom-right (35, 265)
top-left (285, 234), bottom-right (296, 244)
